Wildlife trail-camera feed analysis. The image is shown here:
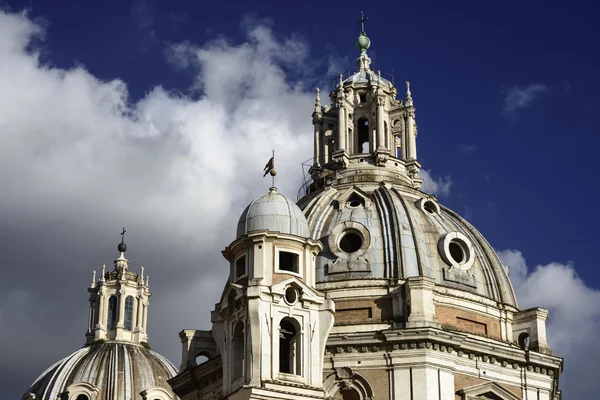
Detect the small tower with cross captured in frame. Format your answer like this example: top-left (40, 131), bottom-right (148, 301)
top-left (86, 228), bottom-right (152, 344)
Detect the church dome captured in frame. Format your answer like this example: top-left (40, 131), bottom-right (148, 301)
top-left (23, 342), bottom-right (177, 400)
top-left (236, 187), bottom-right (309, 239)
top-left (299, 183), bottom-right (517, 307)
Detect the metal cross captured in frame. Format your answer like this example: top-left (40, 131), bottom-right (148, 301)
top-left (357, 11), bottom-right (368, 33)
top-left (120, 227), bottom-right (126, 243)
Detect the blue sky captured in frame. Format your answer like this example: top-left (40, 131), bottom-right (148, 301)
top-left (1, 0), bottom-right (599, 398)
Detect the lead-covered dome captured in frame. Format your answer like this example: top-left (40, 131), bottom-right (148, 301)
top-left (299, 183), bottom-right (517, 307)
top-left (23, 342), bottom-right (177, 400)
top-left (236, 187), bottom-right (309, 239)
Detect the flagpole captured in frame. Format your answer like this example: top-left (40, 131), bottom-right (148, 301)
top-left (272, 149), bottom-right (275, 188)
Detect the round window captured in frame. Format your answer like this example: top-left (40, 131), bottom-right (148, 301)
top-left (284, 287), bottom-right (297, 304)
top-left (423, 200), bottom-right (437, 214)
top-left (449, 241), bottom-right (465, 263)
top-left (438, 232), bottom-right (475, 271)
top-left (339, 231), bottom-right (363, 253)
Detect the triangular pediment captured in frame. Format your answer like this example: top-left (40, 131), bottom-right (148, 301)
top-left (218, 283), bottom-right (245, 311)
top-left (270, 277), bottom-right (325, 305)
top-left (337, 186), bottom-right (372, 209)
top-left (457, 381), bottom-right (521, 400)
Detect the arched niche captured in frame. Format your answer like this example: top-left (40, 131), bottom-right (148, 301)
top-left (232, 320), bottom-right (244, 381)
top-left (324, 368), bottom-right (374, 400)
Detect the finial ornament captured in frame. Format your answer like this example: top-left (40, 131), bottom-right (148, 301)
top-left (146, 276), bottom-right (149, 286)
top-left (141, 266), bottom-right (144, 282)
top-left (91, 270), bottom-right (96, 288)
top-left (406, 81), bottom-right (413, 105)
top-left (100, 264), bottom-right (106, 282)
top-left (118, 227), bottom-right (127, 253)
top-left (357, 11), bottom-right (368, 33)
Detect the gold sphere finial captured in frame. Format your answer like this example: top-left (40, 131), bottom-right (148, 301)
top-left (269, 169), bottom-right (277, 176)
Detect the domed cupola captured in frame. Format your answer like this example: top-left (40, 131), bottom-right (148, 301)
top-left (236, 187), bottom-right (309, 239)
top-left (22, 231), bottom-right (179, 400)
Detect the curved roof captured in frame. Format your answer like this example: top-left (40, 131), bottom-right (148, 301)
top-left (299, 184), bottom-right (517, 307)
top-left (236, 187), bottom-right (309, 239)
top-left (23, 342), bottom-right (177, 400)
top-left (343, 69), bottom-right (392, 86)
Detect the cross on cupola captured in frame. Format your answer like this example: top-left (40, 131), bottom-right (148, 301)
top-left (357, 11), bottom-right (368, 33)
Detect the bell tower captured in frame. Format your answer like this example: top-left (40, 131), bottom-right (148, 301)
top-left (310, 15), bottom-right (422, 195)
top-left (86, 229), bottom-right (151, 345)
top-left (174, 188), bottom-right (335, 400)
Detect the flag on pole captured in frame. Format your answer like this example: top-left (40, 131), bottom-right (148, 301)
top-left (263, 156), bottom-right (274, 177)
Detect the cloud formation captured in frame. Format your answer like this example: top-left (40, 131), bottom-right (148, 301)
top-left (0, 9), bottom-right (315, 396)
top-left (420, 169), bottom-right (453, 197)
top-left (0, 10), bottom-right (454, 397)
top-left (499, 249), bottom-right (600, 399)
top-left (502, 84), bottom-right (548, 118)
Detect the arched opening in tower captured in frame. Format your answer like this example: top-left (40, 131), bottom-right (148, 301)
top-left (107, 296), bottom-right (117, 330)
top-left (232, 321), bottom-right (244, 381)
top-left (357, 118), bottom-right (369, 153)
top-left (124, 296), bottom-right (134, 331)
top-left (279, 318), bottom-right (301, 375)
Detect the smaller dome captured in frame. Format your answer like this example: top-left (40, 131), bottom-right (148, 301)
top-left (236, 187), bottom-right (309, 239)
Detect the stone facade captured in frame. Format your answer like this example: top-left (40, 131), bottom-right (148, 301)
top-left (168, 23), bottom-right (563, 400)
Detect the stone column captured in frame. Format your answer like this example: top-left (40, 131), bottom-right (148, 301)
top-left (313, 122), bottom-right (321, 166)
top-left (377, 97), bottom-right (385, 150)
top-left (406, 110), bottom-right (417, 160)
top-left (96, 290), bottom-right (105, 328)
top-left (337, 106), bottom-right (346, 151)
top-left (136, 294), bottom-right (144, 331)
top-left (131, 297), bottom-right (138, 331)
top-left (142, 301), bottom-right (149, 332)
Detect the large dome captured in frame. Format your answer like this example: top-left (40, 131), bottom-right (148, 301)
top-left (299, 182), bottom-right (517, 307)
top-left (23, 342), bottom-right (177, 400)
top-left (236, 187), bottom-right (309, 239)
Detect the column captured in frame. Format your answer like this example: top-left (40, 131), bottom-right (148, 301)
top-left (313, 122), bottom-right (321, 166)
top-left (136, 295), bottom-right (144, 331)
top-left (406, 110), bottom-right (417, 160)
top-left (337, 106), bottom-right (346, 151)
top-left (377, 97), bottom-right (384, 150)
top-left (117, 289), bottom-right (126, 328)
top-left (142, 301), bottom-right (149, 332)
top-left (97, 292), bottom-right (105, 328)
top-left (131, 297), bottom-right (138, 331)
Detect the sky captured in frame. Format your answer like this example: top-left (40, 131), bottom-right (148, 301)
top-left (0, 0), bottom-right (599, 398)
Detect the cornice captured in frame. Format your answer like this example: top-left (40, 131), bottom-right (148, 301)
top-left (325, 327), bottom-right (562, 377)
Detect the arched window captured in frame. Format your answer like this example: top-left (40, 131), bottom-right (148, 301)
top-left (76, 395), bottom-right (89, 400)
top-left (335, 388), bottom-right (360, 400)
top-left (232, 321), bottom-right (244, 381)
top-left (518, 332), bottom-right (530, 350)
top-left (107, 296), bottom-right (118, 330)
top-left (279, 318), bottom-right (301, 375)
top-left (124, 296), bottom-right (134, 331)
top-left (357, 118), bottom-right (369, 153)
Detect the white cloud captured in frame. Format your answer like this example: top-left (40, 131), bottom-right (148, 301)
top-left (502, 84), bottom-right (548, 118)
top-left (499, 250), bottom-right (600, 398)
top-left (420, 169), bottom-right (452, 197)
top-left (0, 9), bottom-right (316, 396)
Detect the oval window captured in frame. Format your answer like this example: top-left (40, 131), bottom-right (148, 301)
top-left (339, 231), bottom-right (363, 253)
